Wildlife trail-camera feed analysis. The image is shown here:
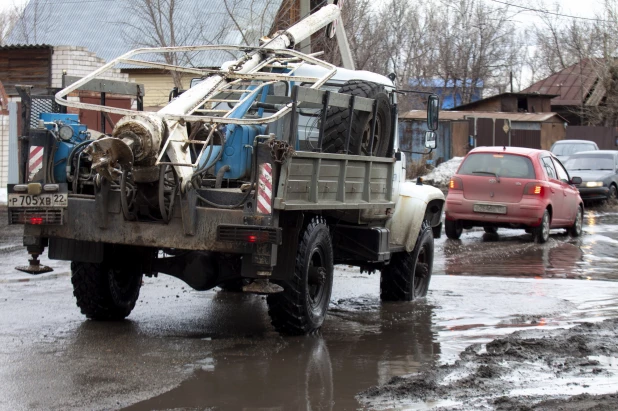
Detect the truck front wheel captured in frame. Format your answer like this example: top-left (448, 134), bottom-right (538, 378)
top-left (380, 221), bottom-right (433, 301)
top-left (267, 216), bottom-right (334, 335)
top-left (71, 261), bottom-right (143, 320)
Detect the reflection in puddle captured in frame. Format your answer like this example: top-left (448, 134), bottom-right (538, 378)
top-left (96, 212), bottom-right (618, 410)
top-left (123, 301), bottom-right (439, 411)
top-left (441, 211), bottom-right (618, 280)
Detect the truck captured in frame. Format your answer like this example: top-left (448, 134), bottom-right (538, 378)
top-left (7, 3), bottom-right (444, 335)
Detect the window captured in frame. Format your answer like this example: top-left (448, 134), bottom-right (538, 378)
top-left (552, 158), bottom-right (570, 183)
top-left (459, 153), bottom-right (536, 179)
top-left (563, 155), bottom-right (615, 171)
top-left (541, 157), bottom-right (557, 180)
top-left (551, 142), bottom-right (597, 156)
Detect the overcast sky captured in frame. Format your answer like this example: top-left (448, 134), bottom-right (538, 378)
top-left (0, 0), bottom-right (607, 17)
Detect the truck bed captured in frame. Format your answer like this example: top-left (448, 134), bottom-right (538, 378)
top-left (275, 151), bottom-right (395, 210)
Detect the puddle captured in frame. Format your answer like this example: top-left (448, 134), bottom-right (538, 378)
top-left (441, 210), bottom-right (618, 281)
top-left (3, 210), bottom-right (618, 410)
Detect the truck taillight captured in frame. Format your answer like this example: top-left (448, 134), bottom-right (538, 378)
top-left (524, 183), bottom-right (544, 195)
top-left (29, 217), bottom-right (44, 225)
top-left (247, 233), bottom-right (269, 243)
top-left (449, 177), bottom-right (463, 190)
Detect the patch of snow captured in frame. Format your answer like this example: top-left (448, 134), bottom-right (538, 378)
top-left (0, 187), bottom-right (6, 205)
top-left (422, 157), bottom-right (464, 187)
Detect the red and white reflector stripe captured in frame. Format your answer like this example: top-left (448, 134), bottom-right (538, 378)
top-left (28, 146), bottom-right (44, 181)
top-left (257, 163), bottom-right (273, 215)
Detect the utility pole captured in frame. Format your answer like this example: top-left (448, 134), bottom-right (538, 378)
top-left (299, 0), bottom-right (311, 54)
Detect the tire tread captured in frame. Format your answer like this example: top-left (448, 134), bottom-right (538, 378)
top-left (71, 262), bottom-right (141, 320)
top-left (267, 216), bottom-right (333, 335)
top-left (380, 221), bottom-right (433, 301)
top-left (322, 81), bottom-right (390, 156)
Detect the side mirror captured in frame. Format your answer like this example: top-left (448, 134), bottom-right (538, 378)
top-left (427, 94), bottom-right (439, 131)
top-left (424, 131), bottom-right (437, 149)
top-left (570, 176), bottom-right (582, 185)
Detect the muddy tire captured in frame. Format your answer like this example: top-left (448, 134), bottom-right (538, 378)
top-left (483, 226), bottom-right (498, 234)
top-left (267, 216), bottom-right (334, 335)
top-left (322, 80), bottom-right (392, 157)
top-left (532, 210), bottom-right (550, 243)
top-left (380, 221), bottom-right (433, 301)
top-left (568, 206), bottom-right (583, 237)
top-left (71, 261), bottom-right (142, 320)
top-left (445, 219), bottom-right (463, 240)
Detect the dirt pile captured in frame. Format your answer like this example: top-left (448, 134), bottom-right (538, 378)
top-left (359, 319), bottom-right (618, 410)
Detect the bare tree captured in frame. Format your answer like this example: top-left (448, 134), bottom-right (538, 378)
top-left (524, 0), bottom-right (618, 125)
top-left (7, 0), bottom-right (53, 44)
top-left (121, 0), bottom-right (203, 88)
top-left (330, 0), bottom-right (522, 106)
top-left (122, 0), bottom-right (282, 88)
top-left (529, 5), bottom-right (603, 82)
top-left (0, 2), bottom-right (26, 46)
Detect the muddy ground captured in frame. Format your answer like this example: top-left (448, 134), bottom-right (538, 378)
top-left (1, 205), bottom-right (618, 410)
top-left (361, 318), bottom-right (618, 410)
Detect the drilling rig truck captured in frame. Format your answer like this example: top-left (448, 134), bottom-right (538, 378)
top-left (7, 3), bottom-right (444, 335)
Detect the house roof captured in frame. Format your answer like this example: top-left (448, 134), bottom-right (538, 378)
top-left (521, 59), bottom-right (604, 106)
top-left (0, 44), bottom-right (52, 51)
top-left (451, 92), bottom-right (559, 111)
top-left (400, 110), bottom-right (567, 123)
top-left (6, 0), bottom-right (284, 68)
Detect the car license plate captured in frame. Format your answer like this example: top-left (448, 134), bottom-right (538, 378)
top-left (473, 203), bottom-right (506, 214)
top-left (8, 193), bottom-right (68, 208)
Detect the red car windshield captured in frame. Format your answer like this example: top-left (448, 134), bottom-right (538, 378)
top-left (458, 153), bottom-right (536, 179)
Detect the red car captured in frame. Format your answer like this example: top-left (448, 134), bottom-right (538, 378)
top-left (445, 147), bottom-right (584, 243)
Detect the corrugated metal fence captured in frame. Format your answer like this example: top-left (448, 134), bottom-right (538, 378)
top-left (566, 126), bottom-right (618, 149)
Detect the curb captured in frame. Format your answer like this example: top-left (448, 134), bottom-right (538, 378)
top-left (0, 271), bottom-right (70, 284)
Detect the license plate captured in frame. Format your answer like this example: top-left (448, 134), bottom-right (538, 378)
top-left (8, 193), bottom-right (68, 208)
top-left (473, 203), bottom-right (506, 214)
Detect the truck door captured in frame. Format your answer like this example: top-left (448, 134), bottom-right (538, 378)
top-left (552, 157), bottom-right (578, 222)
top-left (540, 156), bottom-right (566, 224)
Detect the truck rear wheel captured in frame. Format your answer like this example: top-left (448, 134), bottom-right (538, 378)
top-left (71, 261), bottom-right (143, 320)
top-left (380, 221), bottom-right (433, 301)
top-left (322, 80), bottom-right (392, 157)
top-left (267, 216), bottom-right (334, 335)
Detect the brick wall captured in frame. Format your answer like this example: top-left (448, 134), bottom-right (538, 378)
top-left (51, 46), bottom-right (129, 87)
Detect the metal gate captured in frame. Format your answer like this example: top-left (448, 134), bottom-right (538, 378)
top-left (475, 118), bottom-right (494, 146)
top-left (566, 126), bottom-right (618, 149)
top-left (511, 129), bottom-right (541, 149)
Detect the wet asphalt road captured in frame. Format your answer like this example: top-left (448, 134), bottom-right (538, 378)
top-left (1, 208), bottom-right (618, 410)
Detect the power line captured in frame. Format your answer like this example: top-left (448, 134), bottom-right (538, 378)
top-left (487, 0), bottom-right (612, 22)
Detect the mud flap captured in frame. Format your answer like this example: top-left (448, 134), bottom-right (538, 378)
top-left (271, 211), bottom-right (304, 282)
top-left (95, 177), bottom-right (111, 229)
top-left (180, 189), bottom-right (197, 236)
